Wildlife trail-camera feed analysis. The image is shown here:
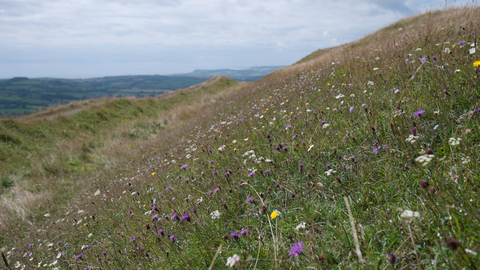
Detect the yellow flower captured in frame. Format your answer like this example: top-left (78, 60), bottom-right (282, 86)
top-left (152, 172), bottom-right (156, 176)
top-left (270, 211), bottom-right (279, 219)
top-left (474, 61), bottom-right (480, 67)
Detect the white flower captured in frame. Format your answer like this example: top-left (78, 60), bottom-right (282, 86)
top-left (171, 160), bottom-right (176, 163)
top-left (296, 222), bottom-right (306, 230)
top-left (449, 137), bottom-right (461, 146)
top-left (350, 94), bottom-right (355, 97)
top-left (469, 48), bottom-right (476, 54)
top-left (44, 213), bottom-right (50, 218)
top-left (244, 138), bottom-right (248, 141)
top-left (405, 135), bottom-right (419, 144)
top-left (416, 48), bottom-right (422, 51)
top-left (307, 145), bottom-right (314, 152)
top-left (265, 159), bottom-right (273, 163)
top-left (455, 69), bottom-right (461, 73)
top-left (335, 94), bottom-right (345, 99)
top-left (444, 47), bottom-right (451, 53)
top-left (367, 81), bottom-right (374, 86)
top-left (94, 189), bottom-right (100, 196)
top-left (218, 145), bottom-right (226, 151)
top-left (400, 210), bottom-right (420, 218)
top-left (232, 140), bottom-right (237, 143)
top-left (415, 154), bottom-right (434, 166)
top-left (373, 68), bottom-right (379, 71)
top-left (88, 233), bottom-right (93, 238)
top-left (210, 210), bottom-right (221, 219)
top-left (465, 249), bottom-right (478, 256)
top-left (242, 150), bottom-right (255, 157)
top-left (56, 252), bottom-right (61, 258)
top-left (226, 254), bottom-right (241, 267)
top-left (325, 169), bottom-right (336, 176)
top-left (375, 57), bottom-right (380, 60)
top-left (460, 156), bottom-right (470, 164)
top-left (322, 123), bottom-right (330, 129)
top-left (196, 197), bottom-right (203, 204)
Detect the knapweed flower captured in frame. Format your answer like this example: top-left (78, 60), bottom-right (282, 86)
top-left (413, 109), bottom-right (425, 117)
top-left (130, 236), bottom-right (136, 242)
top-left (76, 253), bottom-right (83, 259)
top-left (240, 229), bottom-right (248, 235)
top-left (458, 40), bottom-right (466, 45)
top-left (81, 245), bottom-right (89, 250)
top-left (230, 231), bottom-right (239, 240)
top-left (449, 137), bottom-right (461, 146)
top-left (181, 164), bottom-right (187, 169)
top-left (181, 213), bottom-right (191, 222)
top-left (169, 235), bottom-right (176, 242)
top-left (264, 169), bottom-right (271, 174)
top-left (172, 213), bottom-right (179, 220)
top-left (400, 210), bottom-right (420, 218)
top-left (226, 254), bottom-right (241, 267)
top-left (289, 242), bottom-right (304, 257)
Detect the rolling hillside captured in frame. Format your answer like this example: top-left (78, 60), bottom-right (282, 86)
top-left (1, 7), bottom-right (480, 270)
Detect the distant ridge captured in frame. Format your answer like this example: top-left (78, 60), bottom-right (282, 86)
top-left (174, 66), bottom-right (285, 81)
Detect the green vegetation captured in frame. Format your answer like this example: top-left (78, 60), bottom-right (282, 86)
top-left (1, 7), bottom-right (480, 270)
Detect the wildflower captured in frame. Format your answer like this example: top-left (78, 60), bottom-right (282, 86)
top-left (308, 145), bottom-right (314, 151)
top-left (226, 254), bottom-right (241, 267)
top-left (386, 253), bottom-right (397, 264)
top-left (172, 213), bottom-right (179, 220)
top-left (448, 137), bottom-right (461, 146)
top-left (394, 89), bottom-right (400, 94)
top-left (413, 109), bottom-right (425, 117)
top-left (367, 81), bottom-right (374, 86)
top-left (289, 242), bottom-right (304, 257)
top-left (349, 107), bottom-right (354, 113)
top-left (400, 210), bottom-right (420, 218)
top-left (458, 40), bottom-right (465, 45)
top-left (230, 231), bottom-right (239, 240)
top-left (169, 235), bottom-right (176, 242)
top-left (470, 48), bottom-right (476, 54)
top-left (181, 164), bottom-right (187, 169)
top-left (210, 210), bottom-right (221, 219)
top-left (81, 245), bottom-right (89, 250)
top-left (444, 47), bottom-right (451, 53)
top-left (415, 154), bottom-right (434, 166)
top-left (460, 156), bottom-right (471, 164)
top-left (151, 172), bottom-right (156, 176)
top-left (415, 48), bottom-right (422, 51)
top-left (295, 222), bottom-right (306, 230)
top-left (465, 249), bottom-right (478, 256)
top-left (181, 213), bottom-right (191, 222)
top-left (213, 170), bottom-right (218, 175)
top-left (44, 213), bottom-right (50, 217)
top-left (130, 236), bottom-right (136, 242)
top-left (433, 125), bottom-right (439, 130)
top-left (94, 189), bottom-right (100, 196)
top-left (264, 169), bottom-right (271, 174)
top-left (248, 171), bottom-right (255, 177)
top-left (270, 211), bottom-right (279, 219)
top-left (218, 145), bottom-right (226, 151)
top-left (322, 123), bottom-right (330, 129)
top-left (405, 135), bottom-right (419, 144)
top-left (474, 61), bottom-right (480, 67)
top-left (76, 253), bottom-right (83, 259)
top-left (325, 169), bottom-right (336, 176)
top-left (335, 94), bottom-right (345, 99)
top-left (240, 229), bottom-right (248, 235)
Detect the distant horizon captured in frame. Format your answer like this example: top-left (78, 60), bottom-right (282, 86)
top-left (0, 65), bottom-right (286, 80)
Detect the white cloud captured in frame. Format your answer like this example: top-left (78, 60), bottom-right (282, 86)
top-left (0, 0), bottom-right (474, 78)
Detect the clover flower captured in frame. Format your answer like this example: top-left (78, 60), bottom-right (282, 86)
top-left (210, 210), bottom-right (221, 219)
top-left (295, 222), bottom-right (306, 230)
top-left (400, 210), bottom-right (420, 218)
top-left (405, 135), bottom-right (419, 144)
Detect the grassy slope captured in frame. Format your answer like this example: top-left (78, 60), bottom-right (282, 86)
top-left (2, 7), bottom-right (480, 270)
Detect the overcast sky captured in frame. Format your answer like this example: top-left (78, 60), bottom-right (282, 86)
top-left (0, 0), bottom-right (475, 79)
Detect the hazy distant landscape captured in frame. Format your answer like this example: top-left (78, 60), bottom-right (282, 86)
top-left (0, 66), bottom-right (282, 115)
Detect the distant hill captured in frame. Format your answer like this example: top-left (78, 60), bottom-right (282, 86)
top-left (175, 66), bottom-right (285, 81)
top-left (0, 66), bottom-right (284, 116)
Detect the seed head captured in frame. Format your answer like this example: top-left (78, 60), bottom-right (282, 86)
top-left (446, 237), bottom-right (461, 250)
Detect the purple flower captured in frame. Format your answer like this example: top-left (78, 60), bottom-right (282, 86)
top-left (169, 235), bottom-right (176, 242)
top-left (433, 125), bottom-right (439, 130)
top-left (349, 107), bottom-right (354, 113)
top-left (275, 145), bottom-right (280, 150)
top-left (246, 197), bottom-right (254, 203)
top-left (172, 213), bottom-right (179, 220)
top-left (414, 109), bottom-right (425, 117)
top-left (472, 31), bottom-right (476, 34)
top-left (28, 244), bottom-right (33, 248)
top-left (130, 236), bottom-right (136, 242)
top-left (264, 169), bottom-right (270, 174)
top-left (394, 89), bottom-right (400, 94)
top-left (230, 231), bottom-right (239, 240)
top-left (373, 146), bottom-right (382, 154)
top-left (298, 163), bottom-right (304, 168)
top-left (82, 245), bottom-right (89, 249)
top-left (181, 213), bottom-right (191, 222)
top-left (210, 160), bottom-right (215, 164)
top-left (152, 205), bottom-right (158, 211)
top-left (152, 214), bottom-right (159, 220)
top-left (158, 229), bottom-right (164, 236)
top-left (207, 190), bottom-right (212, 195)
top-left (292, 135), bottom-right (297, 139)
top-left (214, 187), bottom-right (220, 193)
top-left (213, 170), bottom-right (218, 175)
top-left (181, 164), bottom-right (187, 169)
top-left (184, 178), bottom-right (189, 183)
top-left (458, 40), bottom-right (466, 45)
top-left (282, 146), bottom-right (287, 151)
top-left (361, 104), bottom-right (366, 107)
top-left (248, 171), bottom-right (255, 177)
top-left (405, 58), bottom-right (409, 62)
top-left (289, 242), bottom-right (304, 257)
top-left (56, 241), bottom-right (62, 245)
top-left (225, 171), bottom-right (231, 176)
top-left (166, 185), bottom-right (172, 191)
top-left (77, 253), bottom-right (83, 259)
top-left (102, 251), bottom-right (107, 256)
top-left (286, 124), bottom-right (291, 129)
top-left (420, 56), bottom-right (426, 63)
top-left (240, 229), bottom-right (248, 235)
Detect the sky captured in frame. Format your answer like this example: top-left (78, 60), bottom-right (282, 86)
top-left (0, 0), bottom-right (475, 79)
